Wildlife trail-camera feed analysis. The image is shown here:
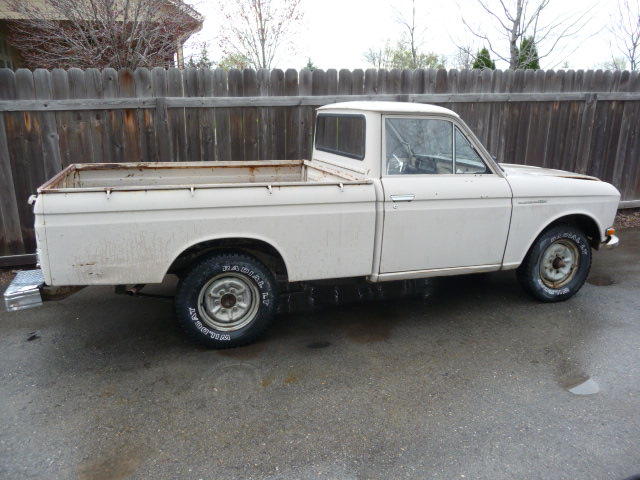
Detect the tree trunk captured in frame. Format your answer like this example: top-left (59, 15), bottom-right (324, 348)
top-left (509, 0), bottom-right (524, 69)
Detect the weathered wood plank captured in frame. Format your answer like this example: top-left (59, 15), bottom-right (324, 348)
top-left (84, 68), bottom-right (106, 165)
top-left (0, 69), bottom-right (33, 252)
top-left (270, 69), bottom-right (285, 160)
top-left (151, 67), bottom-right (172, 162)
top-left (34, 69), bottom-right (63, 176)
top-left (197, 68), bottom-right (216, 161)
top-left (243, 69), bottom-right (259, 160)
top-left (228, 69), bottom-right (244, 161)
top-left (51, 69), bottom-right (74, 167)
top-left (352, 69), bottom-right (364, 95)
top-left (135, 68), bottom-right (157, 163)
top-left (326, 69), bottom-right (338, 95)
top-left (284, 69), bottom-right (299, 160)
top-left (364, 69), bottom-right (378, 94)
top-left (257, 69), bottom-right (272, 161)
top-left (183, 67), bottom-right (201, 162)
top-left (118, 68), bottom-right (142, 162)
top-left (299, 69), bottom-right (313, 159)
top-left (102, 68), bottom-right (123, 163)
top-left (167, 68), bottom-right (186, 162)
top-left (0, 86), bottom-right (24, 255)
top-left (68, 68), bottom-right (95, 163)
top-left (213, 68), bottom-right (231, 161)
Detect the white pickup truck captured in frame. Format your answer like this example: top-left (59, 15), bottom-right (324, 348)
top-left (4, 101), bottom-right (620, 348)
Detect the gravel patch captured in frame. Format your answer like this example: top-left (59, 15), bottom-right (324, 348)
top-left (615, 208), bottom-right (640, 229)
top-left (0, 269), bottom-right (17, 286)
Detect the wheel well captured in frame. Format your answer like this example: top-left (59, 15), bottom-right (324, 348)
top-left (168, 238), bottom-right (289, 282)
top-left (542, 214), bottom-right (601, 248)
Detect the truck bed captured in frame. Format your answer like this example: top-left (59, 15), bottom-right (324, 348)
top-left (39, 160), bottom-right (366, 192)
top-left (34, 159), bottom-right (377, 287)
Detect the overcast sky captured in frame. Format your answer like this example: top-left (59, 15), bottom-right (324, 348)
top-left (185, 0), bottom-right (619, 71)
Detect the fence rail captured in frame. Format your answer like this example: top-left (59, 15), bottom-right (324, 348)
top-left (2, 92), bottom-right (640, 111)
top-left (1, 66), bottom-right (640, 261)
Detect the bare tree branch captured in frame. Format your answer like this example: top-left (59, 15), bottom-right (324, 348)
top-left (608, 0), bottom-right (640, 71)
top-left (216, 0), bottom-right (303, 70)
top-left (461, 0), bottom-right (596, 69)
top-left (6, 0), bottom-right (202, 70)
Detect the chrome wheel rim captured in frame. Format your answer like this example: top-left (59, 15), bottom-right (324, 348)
top-left (197, 273), bottom-right (260, 331)
top-left (539, 239), bottom-right (580, 288)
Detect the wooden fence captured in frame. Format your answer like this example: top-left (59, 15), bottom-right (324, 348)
top-left (1, 67), bottom-right (640, 264)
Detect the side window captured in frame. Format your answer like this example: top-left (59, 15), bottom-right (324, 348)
top-left (385, 118), bottom-right (453, 175)
top-left (315, 114), bottom-right (365, 160)
top-left (454, 128), bottom-right (489, 174)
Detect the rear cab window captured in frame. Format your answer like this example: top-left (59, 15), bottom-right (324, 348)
top-left (315, 114), bottom-right (366, 160)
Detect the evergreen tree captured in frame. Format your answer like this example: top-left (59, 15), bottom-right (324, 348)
top-left (187, 44), bottom-right (214, 69)
top-left (518, 37), bottom-right (540, 69)
top-left (472, 47), bottom-right (495, 70)
top-left (304, 58), bottom-right (317, 71)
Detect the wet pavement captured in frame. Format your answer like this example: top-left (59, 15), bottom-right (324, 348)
top-left (1, 228), bottom-right (639, 480)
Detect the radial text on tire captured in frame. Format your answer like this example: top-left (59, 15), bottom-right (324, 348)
top-left (516, 225), bottom-right (592, 302)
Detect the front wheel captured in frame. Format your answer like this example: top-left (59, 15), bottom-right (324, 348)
top-left (175, 253), bottom-right (277, 348)
top-left (516, 225), bottom-right (592, 302)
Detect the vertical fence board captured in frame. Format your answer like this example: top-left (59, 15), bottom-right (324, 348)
top-left (51, 69), bottom-right (75, 167)
top-left (0, 69), bottom-right (25, 255)
top-left (257, 69), bottom-right (272, 161)
top-left (270, 69), bottom-right (285, 160)
top-left (284, 69), bottom-right (299, 160)
top-left (299, 69), bottom-right (313, 159)
top-left (152, 68), bottom-right (172, 163)
top-left (213, 69), bottom-right (231, 161)
top-left (118, 69), bottom-right (142, 162)
top-left (15, 69), bottom-right (45, 189)
top-left (183, 67), bottom-right (201, 162)
top-left (364, 69), bottom-right (378, 94)
top-left (167, 68), bottom-right (186, 162)
top-left (68, 68), bottom-right (94, 163)
top-left (228, 69), bottom-right (244, 161)
top-left (102, 68), bottom-right (123, 163)
top-left (1, 69), bottom-right (37, 252)
top-left (34, 69), bottom-right (63, 176)
top-left (243, 69), bottom-right (259, 160)
top-left (84, 68), bottom-right (106, 165)
top-left (197, 68), bottom-right (215, 161)
top-left (135, 68), bottom-right (157, 163)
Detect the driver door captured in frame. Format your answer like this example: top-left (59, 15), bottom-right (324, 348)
top-left (379, 116), bottom-right (512, 274)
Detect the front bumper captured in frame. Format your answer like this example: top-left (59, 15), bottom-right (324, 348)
top-left (3, 269), bottom-right (44, 312)
top-left (602, 234), bottom-right (619, 250)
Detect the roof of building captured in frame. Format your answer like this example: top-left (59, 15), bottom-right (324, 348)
top-left (317, 101), bottom-right (459, 117)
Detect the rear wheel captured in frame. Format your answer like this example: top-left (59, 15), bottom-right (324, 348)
top-left (175, 253), bottom-right (277, 348)
top-left (516, 225), bottom-right (592, 302)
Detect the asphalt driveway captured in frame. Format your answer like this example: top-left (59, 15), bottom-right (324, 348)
top-left (1, 228), bottom-right (639, 480)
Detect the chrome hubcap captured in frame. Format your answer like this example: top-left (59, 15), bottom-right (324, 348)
top-left (197, 273), bottom-right (259, 331)
top-left (539, 240), bottom-right (580, 288)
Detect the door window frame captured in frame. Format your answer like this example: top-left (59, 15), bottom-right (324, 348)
top-left (381, 114), bottom-right (501, 177)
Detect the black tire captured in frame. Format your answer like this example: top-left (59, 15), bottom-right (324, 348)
top-left (516, 225), bottom-right (592, 302)
top-left (175, 253), bottom-right (277, 348)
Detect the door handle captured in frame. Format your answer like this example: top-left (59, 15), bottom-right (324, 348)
top-left (390, 194), bottom-right (415, 202)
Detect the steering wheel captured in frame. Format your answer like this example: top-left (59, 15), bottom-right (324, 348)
top-left (391, 153), bottom-right (406, 174)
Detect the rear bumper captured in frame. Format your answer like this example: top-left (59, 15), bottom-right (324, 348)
top-left (3, 269), bottom-right (44, 312)
top-left (602, 234), bottom-right (619, 250)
